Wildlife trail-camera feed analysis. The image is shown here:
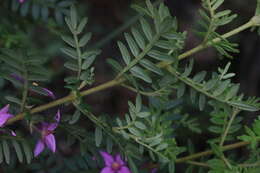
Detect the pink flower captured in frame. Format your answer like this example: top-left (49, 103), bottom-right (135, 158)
top-left (34, 110), bottom-right (60, 157)
top-left (100, 151), bottom-right (131, 173)
top-left (0, 105), bottom-right (14, 127)
top-left (10, 73), bottom-right (56, 99)
top-left (19, 0), bottom-right (25, 3)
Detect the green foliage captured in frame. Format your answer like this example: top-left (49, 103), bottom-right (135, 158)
top-left (197, 0), bottom-right (239, 58)
top-left (0, 49), bottom-right (52, 106)
top-left (0, 137), bottom-right (33, 165)
top-left (61, 5), bottom-right (101, 90)
top-left (168, 61), bottom-right (260, 112)
top-left (115, 95), bottom-right (186, 162)
top-left (238, 116), bottom-right (260, 150)
top-left (108, 1), bottom-right (186, 85)
top-left (10, 0), bottom-right (74, 24)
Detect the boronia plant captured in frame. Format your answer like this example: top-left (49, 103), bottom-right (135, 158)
top-left (0, 0), bottom-right (260, 172)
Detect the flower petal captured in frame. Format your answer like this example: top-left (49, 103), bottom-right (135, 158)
top-left (34, 140), bottom-right (45, 157)
top-left (101, 167), bottom-right (114, 173)
top-left (44, 134), bottom-right (56, 153)
top-left (100, 151), bottom-right (114, 167)
top-left (118, 166), bottom-right (131, 173)
top-left (55, 110), bottom-right (60, 123)
top-left (42, 88), bottom-right (56, 99)
top-left (0, 105), bottom-right (9, 114)
top-left (47, 110), bottom-right (61, 131)
top-left (0, 113), bottom-right (13, 127)
top-left (11, 130), bottom-right (16, 136)
top-left (10, 73), bottom-right (24, 83)
top-left (115, 154), bottom-right (125, 165)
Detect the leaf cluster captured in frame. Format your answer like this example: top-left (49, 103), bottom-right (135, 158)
top-left (61, 5), bottom-right (100, 90)
top-left (197, 0), bottom-right (239, 58)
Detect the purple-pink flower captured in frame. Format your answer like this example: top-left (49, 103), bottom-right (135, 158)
top-left (100, 151), bottom-right (131, 173)
top-left (0, 105), bottom-right (14, 127)
top-left (19, 0), bottom-right (25, 3)
top-left (42, 88), bottom-right (56, 99)
top-left (34, 110), bottom-right (60, 157)
top-left (10, 73), bottom-right (56, 100)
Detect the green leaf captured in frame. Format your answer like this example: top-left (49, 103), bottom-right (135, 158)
top-left (77, 17), bottom-right (88, 34)
top-left (146, 0), bottom-right (154, 16)
top-left (149, 138), bottom-right (162, 147)
top-left (156, 143), bottom-right (168, 151)
top-left (79, 33), bottom-right (92, 47)
top-left (128, 157), bottom-right (138, 173)
top-left (148, 50), bottom-right (172, 61)
top-left (2, 140), bottom-right (10, 164)
top-left (225, 84), bottom-right (239, 101)
top-left (95, 127), bottom-right (103, 147)
top-left (137, 112), bottom-right (150, 118)
top-left (131, 27), bottom-right (146, 50)
top-left (118, 41), bottom-right (131, 65)
top-left (199, 94), bottom-right (206, 111)
top-left (140, 17), bottom-right (153, 41)
top-left (12, 140), bottom-right (23, 163)
top-left (61, 47), bottom-right (78, 59)
top-left (5, 96), bottom-right (21, 105)
top-left (125, 33), bottom-right (139, 57)
top-left (203, 79), bottom-right (218, 91)
top-left (193, 71), bottom-right (206, 83)
top-left (69, 110), bottom-right (81, 124)
top-left (190, 89), bottom-right (197, 104)
top-left (139, 59), bottom-right (163, 75)
top-left (129, 127), bottom-right (141, 136)
top-left (70, 5), bottom-right (77, 29)
top-left (210, 143), bottom-right (223, 157)
top-left (22, 142), bottom-right (32, 164)
top-left (177, 83), bottom-right (186, 98)
top-left (130, 66), bottom-right (152, 83)
top-left (62, 36), bottom-right (76, 48)
top-left (135, 94), bottom-right (142, 112)
top-left (82, 55), bottom-right (96, 70)
top-left (134, 121), bottom-right (147, 130)
top-left (155, 40), bottom-right (175, 50)
top-left (213, 80), bottom-right (230, 96)
top-left (212, 0), bottom-right (224, 11)
top-left (159, 3), bottom-right (170, 21)
top-left (107, 59), bottom-right (123, 72)
top-left (229, 101), bottom-right (259, 112)
top-left (208, 126), bottom-right (223, 133)
top-left (182, 59), bottom-right (194, 77)
top-left (64, 61), bottom-right (78, 71)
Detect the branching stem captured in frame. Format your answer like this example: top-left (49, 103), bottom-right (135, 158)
top-left (7, 16), bottom-right (258, 124)
top-left (219, 109), bottom-right (240, 146)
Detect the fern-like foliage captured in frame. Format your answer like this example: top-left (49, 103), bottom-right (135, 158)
top-left (108, 0), bottom-right (186, 84)
top-left (0, 137), bottom-right (33, 165)
top-left (10, 0), bottom-right (74, 24)
top-left (197, 0), bottom-right (239, 58)
top-left (61, 5), bottom-right (100, 90)
top-left (167, 60), bottom-right (260, 112)
top-left (0, 49), bottom-right (51, 106)
top-left (115, 95), bottom-right (186, 163)
top-left (208, 103), bottom-right (242, 143)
